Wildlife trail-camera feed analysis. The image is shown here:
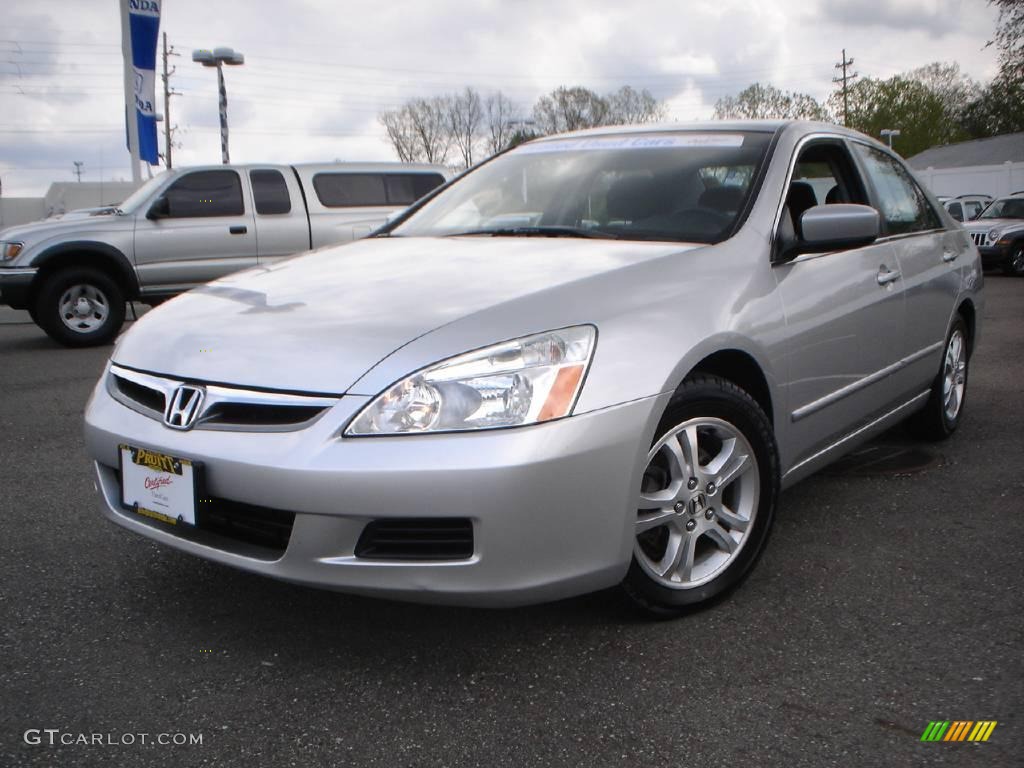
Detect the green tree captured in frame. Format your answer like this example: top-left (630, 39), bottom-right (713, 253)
top-left (834, 75), bottom-right (957, 156)
top-left (958, 1), bottom-right (1024, 137)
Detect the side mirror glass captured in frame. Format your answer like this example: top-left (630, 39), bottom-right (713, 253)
top-left (146, 196), bottom-right (170, 220)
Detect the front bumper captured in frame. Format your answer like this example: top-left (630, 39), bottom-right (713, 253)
top-left (977, 244), bottom-right (1010, 269)
top-left (0, 267), bottom-right (37, 309)
top-left (84, 372), bottom-right (669, 607)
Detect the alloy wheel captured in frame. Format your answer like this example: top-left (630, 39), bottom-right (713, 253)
top-left (635, 417), bottom-right (760, 589)
top-left (942, 328), bottom-right (967, 422)
top-left (59, 284), bottom-right (110, 333)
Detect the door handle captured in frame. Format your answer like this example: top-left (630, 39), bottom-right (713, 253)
top-left (876, 266), bottom-right (901, 285)
top-left (229, 225), bottom-right (247, 235)
top-left (942, 249), bottom-right (958, 262)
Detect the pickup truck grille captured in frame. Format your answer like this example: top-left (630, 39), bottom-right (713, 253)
top-left (969, 232), bottom-right (987, 246)
top-left (108, 364), bottom-right (338, 431)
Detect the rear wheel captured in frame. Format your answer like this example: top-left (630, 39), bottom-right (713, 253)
top-left (907, 315), bottom-right (969, 441)
top-left (622, 375), bottom-right (779, 617)
top-left (34, 267), bottom-right (125, 347)
top-left (1003, 244), bottom-right (1024, 277)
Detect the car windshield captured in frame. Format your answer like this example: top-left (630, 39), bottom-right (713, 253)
top-left (390, 131), bottom-right (773, 244)
top-left (117, 173), bottom-right (168, 213)
top-left (978, 198), bottom-right (1024, 219)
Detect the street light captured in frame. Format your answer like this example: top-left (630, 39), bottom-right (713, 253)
top-left (192, 47), bottom-right (245, 164)
top-left (880, 128), bottom-right (901, 150)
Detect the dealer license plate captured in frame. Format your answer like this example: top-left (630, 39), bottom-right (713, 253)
top-left (119, 444), bottom-right (198, 526)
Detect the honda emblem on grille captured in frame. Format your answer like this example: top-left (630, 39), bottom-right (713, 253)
top-left (164, 385), bottom-right (205, 430)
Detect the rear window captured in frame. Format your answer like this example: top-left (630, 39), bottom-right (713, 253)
top-left (250, 169), bottom-right (292, 215)
top-left (313, 172), bottom-right (446, 208)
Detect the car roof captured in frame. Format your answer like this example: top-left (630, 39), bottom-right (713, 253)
top-left (530, 119), bottom-right (889, 150)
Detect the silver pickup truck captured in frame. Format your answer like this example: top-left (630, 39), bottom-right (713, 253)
top-left (0, 162), bottom-right (450, 346)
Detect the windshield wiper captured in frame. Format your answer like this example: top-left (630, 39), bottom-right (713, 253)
top-left (449, 226), bottom-right (617, 240)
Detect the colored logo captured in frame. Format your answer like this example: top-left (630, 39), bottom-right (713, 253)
top-left (920, 721), bottom-right (997, 742)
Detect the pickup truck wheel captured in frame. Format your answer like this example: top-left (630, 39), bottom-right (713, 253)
top-left (35, 267), bottom-right (125, 347)
top-left (1003, 244), bottom-right (1024, 277)
top-left (622, 375), bottom-right (779, 617)
top-left (906, 315), bottom-right (969, 441)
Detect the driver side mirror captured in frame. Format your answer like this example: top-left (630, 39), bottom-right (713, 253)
top-left (776, 204), bottom-right (880, 261)
top-left (146, 196), bottom-right (170, 220)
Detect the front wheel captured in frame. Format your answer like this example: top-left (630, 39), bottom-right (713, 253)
top-left (34, 267), bottom-right (126, 347)
top-left (622, 375), bottom-right (780, 617)
top-left (1003, 244), bottom-right (1024, 277)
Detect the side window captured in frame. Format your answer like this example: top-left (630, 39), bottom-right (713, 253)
top-left (947, 202), bottom-right (964, 221)
top-left (250, 169), bottom-right (291, 215)
top-left (384, 173), bottom-right (446, 205)
top-left (784, 141), bottom-right (868, 238)
top-left (164, 170), bottom-right (244, 218)
top-left (964, 201), bottom-right (982, 219)
top-left (313, 174), bottom-right (388, 207)
top-left (852, 144), bottom-right (941, 235)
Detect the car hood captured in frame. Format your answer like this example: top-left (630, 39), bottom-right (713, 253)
top-left (0, 210), bottom-right (129, 242)
top-left (113, 236), bottom-right (695, 394)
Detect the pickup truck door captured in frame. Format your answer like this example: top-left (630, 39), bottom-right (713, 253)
top-left (250, 168), bottom-right (311, 265)
top-left (133, 169), bottom-right (257, 294)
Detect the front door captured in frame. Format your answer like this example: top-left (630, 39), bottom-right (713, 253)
top-left (133, 169), bottom-right (257, 294)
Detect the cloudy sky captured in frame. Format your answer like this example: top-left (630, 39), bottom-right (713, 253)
top-left (0, 0), bottom-right (1002, 196)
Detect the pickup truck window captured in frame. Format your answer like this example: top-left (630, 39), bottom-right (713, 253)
top-left (164, 170), bottom-right (244, 218)
top-left (250, 169), bottom-right (292, 215)
top-left (313, 173), bottom-right (446, 208)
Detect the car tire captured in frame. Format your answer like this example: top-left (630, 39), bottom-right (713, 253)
top-left (1003, 244), bottom-right (1024, 277)
top-left (34, 267), bottom-right (126, 348)
top-left (622, 374), bottom-right (780, 618)
top-left (906, 315), bottom-right (970, 441)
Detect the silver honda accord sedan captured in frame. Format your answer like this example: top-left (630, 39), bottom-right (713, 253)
top-left (83, 121), bottom-right (982, 615)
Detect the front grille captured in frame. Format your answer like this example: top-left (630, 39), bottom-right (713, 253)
top-left (197, 497), bottom-right (295, 553)
top-left (355, 518), bottom-right (474, 561)
top-left (970, 232), bottom-right (986, 246)
top-left (112, 372), bottom-right (165, 415)
top-left (107, 364), bottom-right (338, 431)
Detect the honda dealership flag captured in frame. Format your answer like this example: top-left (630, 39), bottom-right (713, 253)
top-left (122, 0), bottom-right (161, 165)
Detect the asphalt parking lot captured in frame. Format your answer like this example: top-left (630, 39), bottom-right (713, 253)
top-left (1, 277), bottom-right (1021, 768)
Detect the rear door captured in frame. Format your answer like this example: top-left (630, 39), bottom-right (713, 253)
top-left (133, 169), bottom-right (256, 293)
top-left (850, 141), bottom-right (960, 400)
top-left (772, 138), bottom-right (907, 466)
top-left (250, 168), bottom-right (310, 265)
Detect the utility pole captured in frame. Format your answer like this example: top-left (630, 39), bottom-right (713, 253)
top-left (833, 49), bottom-right (858, 127)
top-left (73, 161), bottom-right (84, 182)
top-left (161, 32), bottom-right (181, 168)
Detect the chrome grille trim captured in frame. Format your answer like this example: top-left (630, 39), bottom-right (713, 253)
top-left (969, 232), bottom-right (986, 246)
top-left (108, 364), bottom-right (339, 432)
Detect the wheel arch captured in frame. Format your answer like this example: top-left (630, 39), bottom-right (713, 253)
top-left (955, 298), bottom-right (976, 358)
top-left (31, 241), bottom-right (139, 300)
top-left (684, 348), bottom-right (775, 428)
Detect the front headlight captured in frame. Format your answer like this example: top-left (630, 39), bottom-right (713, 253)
top-left (345, 325), bottom-right (596, 436)
top-left (988, 228), bottom-right (1002, 243)
top-left (1, 241), bottom-right (24, 261)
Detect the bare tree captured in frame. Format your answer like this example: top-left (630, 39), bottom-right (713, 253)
top-left (379, 107), bottom-right (419, 162)
top-left (533, 86), bottom-right (610, 134)
top-left (715, 83), bottom-right (830, 121)
top-left (606, 86), bottom-right (666, 124)
top-left (484, 91), bottom-right (519, 156)
top-left (446, 87), bottom-right (484, 169)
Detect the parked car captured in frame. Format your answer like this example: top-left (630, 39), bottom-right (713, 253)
top-left (942, 194), bottom-right (992, 222)
top-left (962, 192), bottom-right (1024, 275)
top-left (0, 162), bottom-right (451, 346)
top-left (83, 121), bottom-right (982, 615)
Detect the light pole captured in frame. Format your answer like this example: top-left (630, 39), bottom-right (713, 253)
top-left (880, 128), bottom-right (901, 150)
top-left (192, 47), bottom-right (244, 164)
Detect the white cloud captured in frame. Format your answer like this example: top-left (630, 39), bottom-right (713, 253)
top-left (0, 0), bottom-right (1002, 196)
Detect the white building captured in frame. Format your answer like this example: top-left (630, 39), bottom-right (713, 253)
top-left (907, 132), bottom-right (1024, 198)
top-left (0, 180), bottom-right (140, 230)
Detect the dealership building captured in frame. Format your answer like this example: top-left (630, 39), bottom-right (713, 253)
top-left (907, 132), bottom-right (1024, 198)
